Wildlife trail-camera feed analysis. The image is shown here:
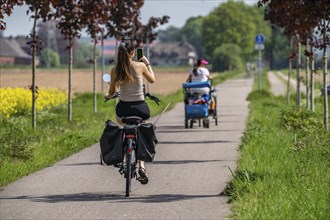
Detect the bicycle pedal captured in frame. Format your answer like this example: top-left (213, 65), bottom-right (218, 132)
top-left (113, 163), bottom-right (122, 168)
top-left (118, 167), bottom-right (125, 175)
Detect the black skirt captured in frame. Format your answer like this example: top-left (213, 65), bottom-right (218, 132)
top-left (116, 100), bottom-right (151, 120)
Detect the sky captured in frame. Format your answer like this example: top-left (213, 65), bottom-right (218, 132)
top-left (2, 0), bottom-right (258, 37)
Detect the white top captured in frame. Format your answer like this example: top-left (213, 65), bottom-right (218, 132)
top-left (190, 67), bottom-right (210, 82)
top-left (189, 67), bottom-right (210, 94)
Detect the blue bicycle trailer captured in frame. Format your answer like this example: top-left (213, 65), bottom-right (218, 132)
top-left (182, 81), bottom-right (218, 128)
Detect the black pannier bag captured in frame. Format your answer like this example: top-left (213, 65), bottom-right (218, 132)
top-left (99, 120), bottom-right (124, 165)
top-left (136, 123), bottom-right (158, 162)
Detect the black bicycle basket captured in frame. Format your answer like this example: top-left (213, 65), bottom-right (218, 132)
top-left (136, 123), bottom-right (158, 162)
top-left (99, 120), bottom-right (124, 165)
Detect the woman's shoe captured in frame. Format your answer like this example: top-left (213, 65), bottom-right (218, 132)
top-left (137, 167), bottom-right (149, 185)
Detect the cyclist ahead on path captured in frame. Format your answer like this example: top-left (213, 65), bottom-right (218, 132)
top-left (186, 58), bottom-right (212, 94)
top-left (104, 39), bottom-right (155, 184)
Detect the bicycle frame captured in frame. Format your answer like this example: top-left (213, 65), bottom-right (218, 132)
top-left (123, 123), bottom-right (138, 197)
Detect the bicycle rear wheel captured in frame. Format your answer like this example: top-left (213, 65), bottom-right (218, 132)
top-left (214, 97), bottom-right (218, 126)
top-left (125, 139), bottom-right (133, 197)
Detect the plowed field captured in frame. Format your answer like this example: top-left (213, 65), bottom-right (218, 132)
top-left (1, 68), bottom-right (189, 95)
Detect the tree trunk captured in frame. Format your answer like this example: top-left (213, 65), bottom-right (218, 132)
top-left (296, 40), bottom-right (301, 108)
top-left (305, 45), bottom-right (309, 110)
top-left (101, 31), bottom-right (105, 93)
top-left (68, 39), bottom-right (73, 122)
top-left (310, 44), bottom-right (315, 112)
top-left (31, 10), bottom-right (38, 128)
top-left (93, 40), bottom-right (97, 113)
top-left (323, 46), bottom-right (328, 130)
top-left (287, 38), bottom-right (292, 106)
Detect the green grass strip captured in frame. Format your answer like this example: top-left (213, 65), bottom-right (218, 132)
top-left (225, 71), bottom-right (330, 219)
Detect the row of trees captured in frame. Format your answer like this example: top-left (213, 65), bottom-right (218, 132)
top-left (1, 0), bottom-right (169, 128)
top-left (258, 0), bottom-right (329, 130)
top-left (158, 1), bottom-right (278, 71)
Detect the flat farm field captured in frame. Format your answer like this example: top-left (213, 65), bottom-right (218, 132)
top-left (0, 67), bottom-right (189, 95)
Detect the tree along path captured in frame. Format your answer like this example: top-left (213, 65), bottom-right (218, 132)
top-left (0, 77), bottom-right (253, 220)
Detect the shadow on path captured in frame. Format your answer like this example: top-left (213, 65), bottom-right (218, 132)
top-left (59, 162), bottom-right (100, 166)
top-left (157, 128), bottom-right (243, 133)
top-left (1, 193), bottom-right (224, 204)
top-left (158, 140), bottom-right (234, 145)
top-left (152, 159), bottom-right (233, 165)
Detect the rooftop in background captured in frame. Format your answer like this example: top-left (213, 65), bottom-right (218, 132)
top-left (0, 37), bottom-right (30, 58)
top-left (0, 36), bottom-right (32, 65)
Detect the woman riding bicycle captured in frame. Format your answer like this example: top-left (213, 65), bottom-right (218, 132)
top-left (104, 39), bottom-right (155, 184)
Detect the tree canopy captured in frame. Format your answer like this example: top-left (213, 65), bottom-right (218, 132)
top-left (202, 0), bottom-right (271, 71)
top-left (0, 0), bottom-right (24, 30)
top-left (197, 1), bottom-right (271, 70)
top-left (258, 0), bottom-right (330, 50)
top-left (179, 16), bottom-right (204, 58)
top-left (156, 1), bottom-right (286, 71)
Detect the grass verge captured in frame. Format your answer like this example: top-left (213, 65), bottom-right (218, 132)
top-left (0, 70), bottom-right (239, 188)
top-left (224, 71), bottom-right (330, 219)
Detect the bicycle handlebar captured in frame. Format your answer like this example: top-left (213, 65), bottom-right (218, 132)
top-left (104, 92), bottom-right (120, 102)
top-left (104, 92), bottom-right (161, 105)
top-left (145, 93), bottom-right (161, 105)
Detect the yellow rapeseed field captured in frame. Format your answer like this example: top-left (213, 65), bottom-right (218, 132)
top-left (0, 87), bottom-right (67, 118)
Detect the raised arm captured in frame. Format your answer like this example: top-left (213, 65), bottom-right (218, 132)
top-left (140, 56), bottom-right (155, 83)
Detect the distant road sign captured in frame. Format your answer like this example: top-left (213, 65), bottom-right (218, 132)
top-left (255, 34), bottom-right (264, 44)
top-left (255, 44), bottom-right (264, 50)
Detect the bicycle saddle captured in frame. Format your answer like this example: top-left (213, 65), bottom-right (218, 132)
top-left (121, 116), bottom-right (143, 124)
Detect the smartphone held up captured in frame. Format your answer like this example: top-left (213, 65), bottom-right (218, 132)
top-left (137, 48), bottom-right (143, 61)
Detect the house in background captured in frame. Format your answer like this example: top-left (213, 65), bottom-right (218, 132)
top-left (0, 36), bottom-right (32, 65)
top-left (80, 37), bottom-right (197, 67)
top-left (0, 36), bottom-right (198, 67)
top-left (149, 41), bottom-right (197, 66)
top-left (14, 35), bottom-right (32, 56)
top-left (102, 38), bottom-right (117, 57)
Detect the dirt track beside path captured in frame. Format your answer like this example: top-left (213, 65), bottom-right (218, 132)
top-left (0, 68), bottom-right (188, 95)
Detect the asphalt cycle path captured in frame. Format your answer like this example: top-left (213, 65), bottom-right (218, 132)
top-left (0, 76), bottom-right (253, 220)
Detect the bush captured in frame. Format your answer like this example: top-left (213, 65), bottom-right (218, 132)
top-left (280, 108), bottom-right (322, 131)
top-left (74, 42), bottom-right (95, 68)
top-left (212, 44), bottom-right (244, 72)
top-left (0, 87), bottom-right (67, 118)
top-left (39, 48), bottom-right (60, 67)
top-left (246, 89), bottom-right (273, 101)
